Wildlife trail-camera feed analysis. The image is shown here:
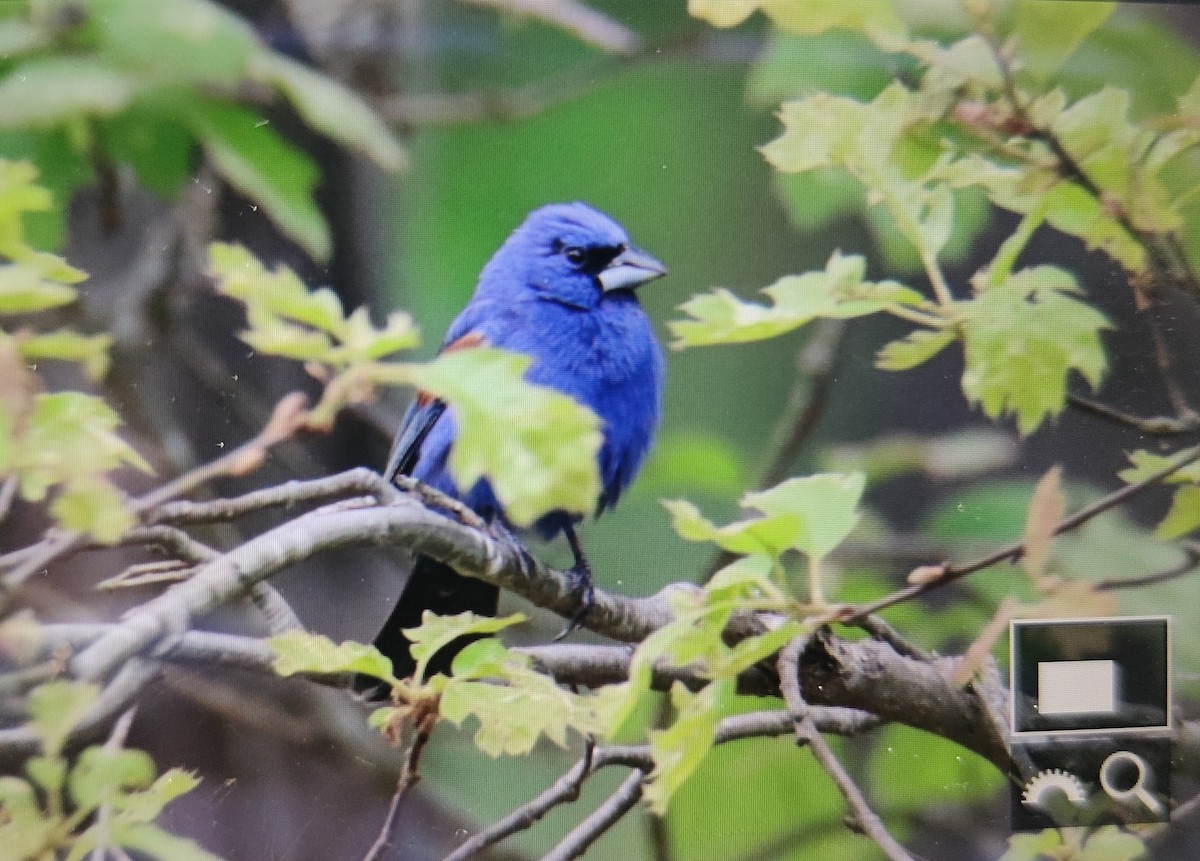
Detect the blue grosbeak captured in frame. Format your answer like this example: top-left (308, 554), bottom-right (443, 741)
top-left (369, 202), bottom-right (667, 682)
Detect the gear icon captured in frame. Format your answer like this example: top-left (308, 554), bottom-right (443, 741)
top-left (1022, 769), bottom-right (1088, 810)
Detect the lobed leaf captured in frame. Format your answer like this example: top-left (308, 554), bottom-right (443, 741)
top-left (644, 681), bottom-right (730, 814)
top-left (441, 641), bottom-right (601, 757)
top-left (268, 631), bottom-right (395, 682)
top-left (670, 251), bottom-right (923, 348)
top-left (68, 746), bottom-right (155, 814)
top-left (27, 681), bottom-right (98, 757)
top-left (407, 349), bottom-right (604, 526)
top-left (1010, 2), bottom-right (1116, 80)
top-left (1155, 485), bottom-right (1200, 540)
top-left (665, 473), bottom-right (865, 563)
top-left (405, 611), bottom-right (526, 681)
top-left (958, 266), bottom-right (1109, 434)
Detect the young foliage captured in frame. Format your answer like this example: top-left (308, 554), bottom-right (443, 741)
top-left (3, 681), bottom-right (222, 861)
top-left (668, 252), bottom-right (926, 348)
top-left (674, 0), bottom-right (1200, 439)
top-left (1121, 449), bottom-right (1200, 539)
top-left (0, 160), bottom-right (146, 541)
top-left (0, 0), bottom-right (406, 257)
top-left (664, 473), bottom-right (865, 570)
top-left (956, 267), bottom-right (1109, 434)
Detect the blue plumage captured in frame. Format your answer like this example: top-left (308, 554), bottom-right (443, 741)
top-left (367, 202), bottom-right (666, 683)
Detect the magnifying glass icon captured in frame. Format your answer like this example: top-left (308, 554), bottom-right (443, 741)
top-left (1100, 751), bottom-right (1166, 816)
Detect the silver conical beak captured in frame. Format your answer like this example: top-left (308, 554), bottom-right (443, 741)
top-left (597, 245), bottom-right (668, 292)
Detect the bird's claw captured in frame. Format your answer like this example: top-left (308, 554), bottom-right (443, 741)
top-left (554, 564), bottom-right (595, 642)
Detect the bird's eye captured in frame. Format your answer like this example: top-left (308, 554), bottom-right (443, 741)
top-left (564, 246), bottom-right (586, 266)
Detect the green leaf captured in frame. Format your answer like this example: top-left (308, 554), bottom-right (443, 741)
top-left (743, 472), bottom-right (866, 560)
top-left (644, 681), bottom-right (730, 814)
top-left (18, 392), bottom-right (150, 506)
top-left (113, 822), bottom-right (228, 861)
top-left (68, 746), bottom-right (155, 814)
top-left (440, 645), bottom-right (600, 757)
top-left (0, 262), bottom-right (78, 313)
top-left (1080, 826), bottom-right (1146, 861)
top-left (405, 610), bottom-right (525, 681)
top-left (17, 329), bottom-right (111, 379)
top-left (875, 327), bottom-right (954, 371)
top-left (115, 769), bottom-right (201, 824)
top-left (268, 632), bottom-right (395, 682)
top-left (690, 0), bottom-right (906, 43)
top-left (998, 829), bottom-right (1063, 861)
top-left (99, 106), bottom-right (196, 198)
top-left (1119, 449), bottom-right (1200, 485)
top-left (87, 0), bottom-right (257, 87)
top-left (207, 242), bottom-right (420, 364)
top-left (664, 473), bottom-right (866, 562)
top-left (0, 57), bottom-right (139, 127)
top-left (958, 266), bottom-right (1109, 434)
top-left (27, 680), bottom-right (98, 756)
top-left (250, 53), bottom-right (407, 172)
top-left (25, 755), bottom-right (67, 795)
top-left (0, 776), bottom-right (56, 859)
top-left (1011, 1), bottom-right (1116, 80)
top-left (407, 349), bottom-right (604, 527)
top-left (663, 498), bottom-right (805, 558)
top-left (51, 479), bottom-right (134, 543)
top-left (1155, 485), bottom-right (1200, 540)
top-left (670, 251), bottom-right (923, 348)
top-left (180, 101), bottom-right (328, 260)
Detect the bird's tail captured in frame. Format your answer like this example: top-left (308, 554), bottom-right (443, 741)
top-left (356, 556), bottom-right (499, 699)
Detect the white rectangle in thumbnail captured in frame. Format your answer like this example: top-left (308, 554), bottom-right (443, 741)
top-left (1038, 660), bottom-right (1118, 715)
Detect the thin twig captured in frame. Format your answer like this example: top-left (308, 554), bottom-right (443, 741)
top-left (88, 706), bottom-right (138, 861)
top-left (1095, 544), bottom-right (1200, 591)
top-left (853, 615), bottom-right (935, 663)
top-left (778, 639), bottom-right (923, 861)
top-left (538, 769), bottom-right (646, 861)
top-left (1067, 394), bottom-right (1200, 436)
top-left (148, 468), bottom-right (399, 525)
top-left (362, 710), bottom-right (435, 861)
top-left (444, 741), bottom-right (596, 861)
top-left (1, 393), bottom-right (311, 591)
top-left (846, 443), bottom-right (1200, 620)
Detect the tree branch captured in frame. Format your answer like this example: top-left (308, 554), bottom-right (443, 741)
top-left (66, 492), bottom-right (729, 684)
top-left (1067, 393), bottom-right (1200, 436)
top-left (444, 742), bottom-right (596, 861)
top-left (779, 638), bottom-right (923, 861)
top-left (538, 769), bottom-right (646, 861)
top-left (1, 393), bottom-right (311, 592)
top-left (846, 442), bottom-right (1200, 620)
top-left (362, 708), bottom-right (435, 861)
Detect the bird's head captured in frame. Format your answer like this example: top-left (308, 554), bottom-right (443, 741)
top-left (478, 202), bottom-right (667, 309)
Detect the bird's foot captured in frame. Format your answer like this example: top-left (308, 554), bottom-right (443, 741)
top-left (490, 519), bottom-right (538, 576)
top-left (553, 563), bottom-right (595, 642)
